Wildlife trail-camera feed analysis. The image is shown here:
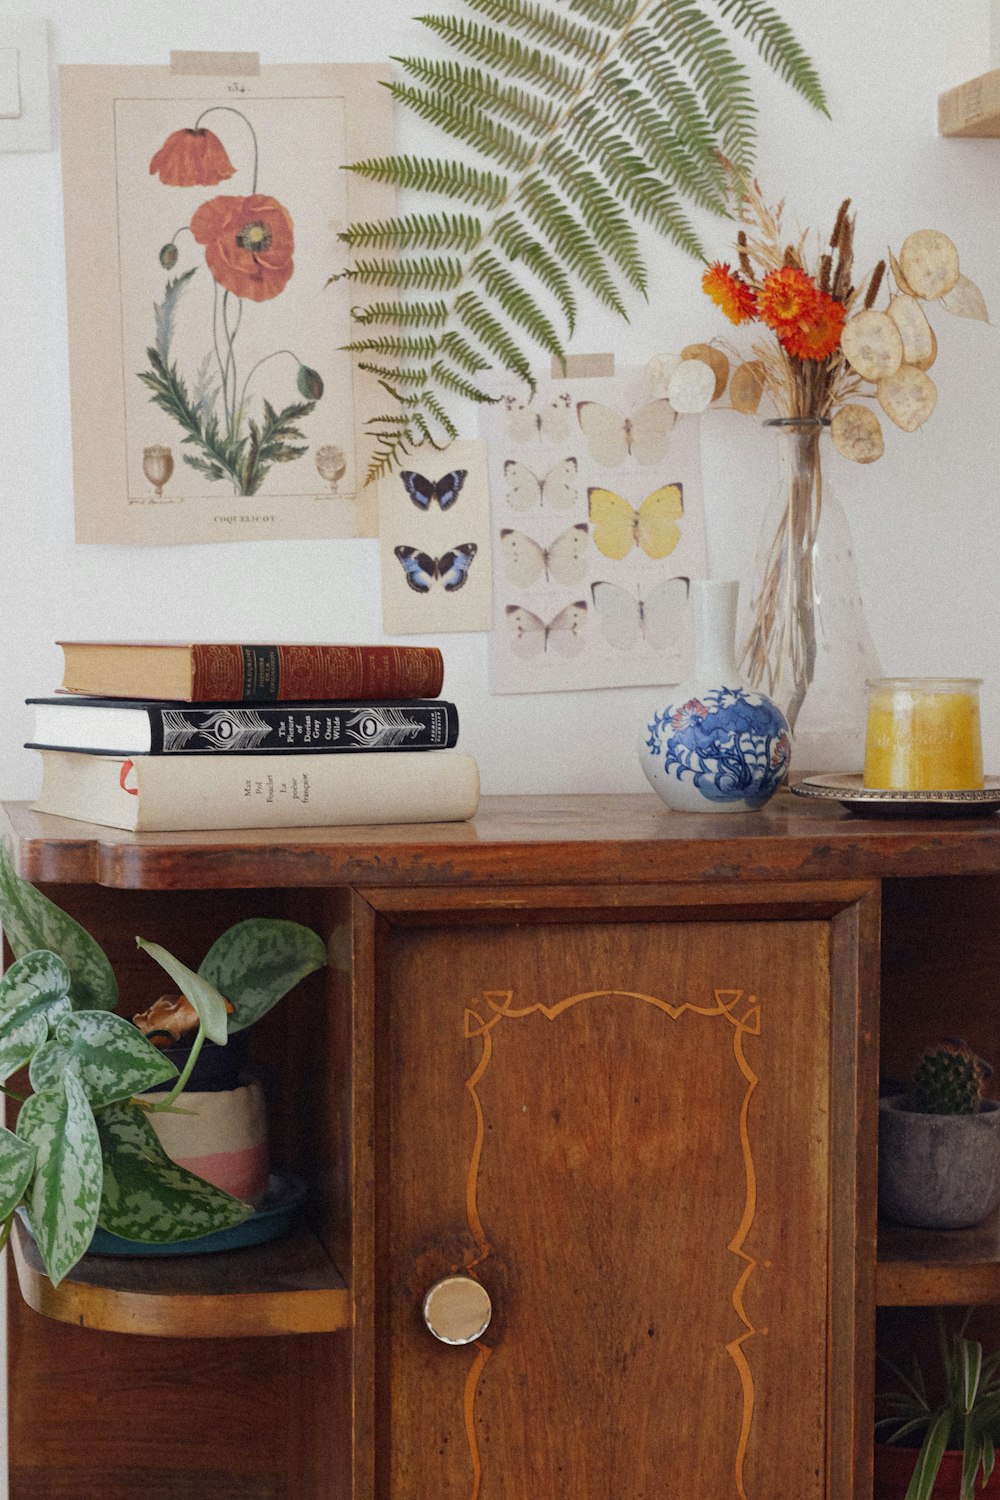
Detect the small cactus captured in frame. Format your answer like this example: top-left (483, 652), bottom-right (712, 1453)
top-left (912, 1038), bottom-right (993, 1115)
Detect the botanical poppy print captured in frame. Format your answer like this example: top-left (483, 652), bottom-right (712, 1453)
top-left (190, 193), bottom-right (295, 303)
top-left (139, 109), bottom-right (322, 496)
top-left (149, 127), bottom-right (235, 187)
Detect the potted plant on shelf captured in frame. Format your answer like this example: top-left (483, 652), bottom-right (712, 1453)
top-left (879, 1041), bottom-right (1000, 1230)
top-left (0, 840), bottom-right (326, 1286)
top-left (876, 1308), bottom-right (1000, 1499)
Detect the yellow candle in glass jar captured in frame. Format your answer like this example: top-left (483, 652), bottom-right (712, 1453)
top-left (863, 678), bottom-right (984, 790)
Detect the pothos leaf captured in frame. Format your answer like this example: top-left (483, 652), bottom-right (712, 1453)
top-left (18, 1071), bottom-right (102, 1287)
top-left (96, 1100), bottom-right (252, 1242)
top-left (0, 841), bottom-right (118, 1012)
top-left (135, 939), bottom-right (230, 1045)
top-left (0, 950), bottom-right (73, 1081)
top-left (0, 1126), bottom-right (35, 1217)
top-left (29, 1010), bottom-right (179, 1108)
top-left (198, 918), bottom-right (327, 1034)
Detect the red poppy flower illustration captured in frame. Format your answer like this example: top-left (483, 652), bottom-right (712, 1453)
top-left (191, 193), bottom-right (295, 302)
top-left (149, 128), bottom-right (236, 187)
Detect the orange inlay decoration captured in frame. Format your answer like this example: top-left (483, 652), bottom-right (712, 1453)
top-left (460, 986), bottom-right (762, 1500)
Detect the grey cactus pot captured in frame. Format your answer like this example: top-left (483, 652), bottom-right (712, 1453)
top-left (878, 1095), bottom-right (1000, 1229)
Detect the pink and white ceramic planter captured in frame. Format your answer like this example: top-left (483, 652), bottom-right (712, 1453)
top-left (144, 1076), bottom-right (269, 1205)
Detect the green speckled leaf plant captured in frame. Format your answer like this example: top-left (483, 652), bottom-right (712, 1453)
top-left (336, 0), bottom-right (828, 480)
top-left (0, 841), bottom-right (326, 1287)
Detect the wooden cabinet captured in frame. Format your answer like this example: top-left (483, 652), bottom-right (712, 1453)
top-left (6, 793), bottom-right (1000, 1498)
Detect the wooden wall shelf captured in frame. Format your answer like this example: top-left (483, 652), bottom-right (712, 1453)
top-left (939, 70), bottom-right (1000, 136)
top-left (11, 1217), bottom-right (352, 1338)
top-left (877, 1210), bottom-right (1000, 1306)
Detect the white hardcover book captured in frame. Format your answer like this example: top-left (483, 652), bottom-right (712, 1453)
top-left (32, 749), bottom-right (481, 831)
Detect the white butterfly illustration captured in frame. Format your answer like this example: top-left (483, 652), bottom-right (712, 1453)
top-left (590, 577), bottom-right (690, 651)
top-left (576, 399), bottom-right (676, 468)
top-left (505, 601), bottom-right (588, 658)
top-left (504, 390), bottom-right (573, 444)
top-left (500, 524), bottom-right (590, 589)
top-left (504, 457), bottom-right (578, 512)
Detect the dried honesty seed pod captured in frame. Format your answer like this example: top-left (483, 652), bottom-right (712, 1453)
top-left (940, 274), bottom-right (991, 323)
top-left (830, 404), bottom-right (885, 464)
top-left (730, 360), bottom-right (766, 415)
top-left (887, 295), bottom-right (936, 371)
top-left (877, 365), bottom-right (937, 431)
top-left (898, 230), bottom-right (961, 301)
top-left (889, 249), bottom-right (916, 298)
top-left (667, 357), bottom-right (717, 413)
top-left (680, 343), bottom-right (729, 402)
top-left (841, 310), bottom-right (904, 381)
top-left (645, 352), bottom-right (682, 400)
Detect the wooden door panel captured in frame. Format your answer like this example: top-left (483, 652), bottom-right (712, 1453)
top-left (384, 916), bottom-right (835, 1500)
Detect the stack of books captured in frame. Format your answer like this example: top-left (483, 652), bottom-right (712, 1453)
top-left (27, 642), bottom-right (480, 832)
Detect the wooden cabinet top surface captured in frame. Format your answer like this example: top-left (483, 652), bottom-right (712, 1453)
top-left (6, 792), bottom-right (1000, 889)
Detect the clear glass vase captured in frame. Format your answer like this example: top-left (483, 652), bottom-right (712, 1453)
top-left (738, 417), bottom-right (882, 773)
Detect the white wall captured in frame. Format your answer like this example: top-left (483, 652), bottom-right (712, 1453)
top-left (0, 0), bottom-right (996, 807)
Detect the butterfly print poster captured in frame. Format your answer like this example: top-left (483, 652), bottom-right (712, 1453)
top-left (378, 438), bottom-right (492, 634)
top-left (480, 366), bottom-right (709, 694)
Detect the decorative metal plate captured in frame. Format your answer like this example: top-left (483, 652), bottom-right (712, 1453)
top-left (790, 773), bottom-right (1000, 818)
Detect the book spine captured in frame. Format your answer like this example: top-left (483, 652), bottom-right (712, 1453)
top-left (190, 645), bottom-right (445, 702)
top-left (144, 701), bottom-right (458, 754)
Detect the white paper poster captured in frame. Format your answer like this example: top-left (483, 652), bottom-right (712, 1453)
top-left (481, 367), bottom-right (709, 694)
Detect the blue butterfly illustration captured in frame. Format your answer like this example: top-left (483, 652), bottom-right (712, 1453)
top-left (400, 469), bottom-right (468, 511)
top-left (394, 543), bottom-right (478, 593)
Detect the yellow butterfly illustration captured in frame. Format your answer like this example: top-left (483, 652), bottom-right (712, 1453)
top-left (576, 399), bottom-right (676, 468)
top-left (587, 485), bottom-right (684, 561)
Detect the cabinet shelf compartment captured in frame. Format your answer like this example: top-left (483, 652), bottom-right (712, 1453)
top-left (11, 1215), bottom-right (352, 1337)
top-left (877, 1209), bottom-right (1000, 1306)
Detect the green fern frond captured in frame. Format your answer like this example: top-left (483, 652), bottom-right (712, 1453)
top-left (343, 0), bottom-right (826, 477)
top-left (470, 250), bottom-right (565, 356)
top-left (417, 15), bottom-right (585, 97)
top-left (711, 0), bottom-right (829, 115)
top-left (386, 82), bottom-right (536, 171)
top-left (518, 173), bottom-right (628, 317)
top-left (352, 299), bottom-right (450, 327)
top-left (431, 360), bottom-right (499, 403)
top-left (345, 156), bottom-right (508, 207)
top-left (439, 329), bottom-right (493, 374)
top-left (394, 57), bottom-right (561, 136)
top-left (492, 213), bottom-right (578, 332)
top-left (454, 290), bottom-right (536, 385)
top-left (560, 0), bottom-right (640, 25)
top-left (339, 212), bottom-right (484, 252)
top-left (648, 0), bottom-right (758, 168)
top-left (595, 61), bottom-right (727, 214)
top-left (461, 0), bottom-right (609, 61)
top-left (343, 334), bottom-right (443, 359)
top-left (539, 143), bottom-right (647, 293)
top-left (337, 256), bottom-right (465, 291)
top-left (357, 362), bottom-right (430, 386)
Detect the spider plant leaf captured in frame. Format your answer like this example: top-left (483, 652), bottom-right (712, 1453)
top-left (905, 1409), bottom-right (953, 1500)
top-left (960, 1420), bottom-right (984, 1500)
top-left (958, 1337), bottom-right (983, 1412)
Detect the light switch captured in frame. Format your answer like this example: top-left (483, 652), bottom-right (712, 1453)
top-left (0, 20), bottom-right (50, 151)
top-left (0, 49), bottom-right (21, 119)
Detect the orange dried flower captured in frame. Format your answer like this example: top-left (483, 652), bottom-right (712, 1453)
top-left (777, 291), bottom-right (846, 362)
top-left (702, 261), bottom-right (758, 324)
top-left (149, 128), bottom-right (236, 187)
top-left (757, 266), bottom-right (821, 331)
top-left (191, 193), bottom-right (295, 302)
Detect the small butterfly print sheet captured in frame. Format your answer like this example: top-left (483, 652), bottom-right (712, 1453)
top-left (480, 366), bottom-right (709, 694)
top-left (378, 437), bottom-right (493, 635)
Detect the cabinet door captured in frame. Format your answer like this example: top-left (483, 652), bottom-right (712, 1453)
top-left (369, 892), bottom-right (876, 1500)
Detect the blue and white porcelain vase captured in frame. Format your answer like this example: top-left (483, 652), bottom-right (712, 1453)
top-left (639, 579), bottom-right (792, 813)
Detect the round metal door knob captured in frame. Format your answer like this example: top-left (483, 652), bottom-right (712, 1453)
top-left (422, 1274), bottom-right (492, 1346)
